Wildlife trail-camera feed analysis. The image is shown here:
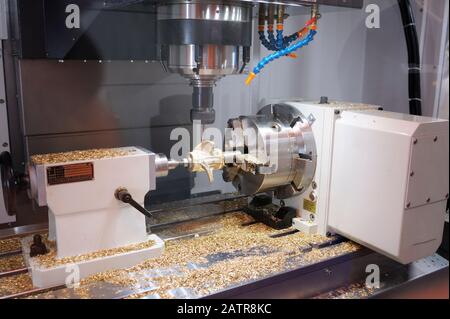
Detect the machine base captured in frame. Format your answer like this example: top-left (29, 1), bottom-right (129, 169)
top-left (21, 234), bottom-right (164, 288)
top-left (293, 218), bottom-right (318, 235)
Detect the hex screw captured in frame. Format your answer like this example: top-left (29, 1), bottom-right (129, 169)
top-left (334, 110), bottom-right (341, 115)
top-left (406, 202), bottom-right (411, 208)
top-left (2, 142), bottom-right (8, 147)
top-left (433, 136), bottom-right (438, 142)
top-left (410, 171), bottom-right (414, 177)
top-left (413, 138), bottom-right (418, 145)
top-left (320, 96), bottom-right (329, 104)
top-left (426, 198), bottom-right (431, 203)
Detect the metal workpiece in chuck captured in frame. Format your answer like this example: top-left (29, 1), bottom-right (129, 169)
top-left (157, 0), bottom-right (253, 124)
top-left (223, 103), bottom-right (317, 199)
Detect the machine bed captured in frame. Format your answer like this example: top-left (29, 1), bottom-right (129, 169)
top-left (0, 195), bottom-right (447, 299)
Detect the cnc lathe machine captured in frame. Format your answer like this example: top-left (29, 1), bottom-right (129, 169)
top-left (0, 0), bottom-right (448, 299)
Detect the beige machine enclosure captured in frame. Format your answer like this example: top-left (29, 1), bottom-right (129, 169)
top-left (327, 111), bottom-right (449, 264)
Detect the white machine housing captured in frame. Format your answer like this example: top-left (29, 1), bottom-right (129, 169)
top-left (281, 101), bottom-right (380, 235)
top-left (27, 146), bottom-right (164, 287)
top-left (285, 101), bottom-right (449, 264)
top-left (29, 146), bottom-right (156, 257)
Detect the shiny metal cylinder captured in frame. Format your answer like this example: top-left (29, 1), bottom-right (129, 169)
top-left (164, 44), bottom-right (241, 83)
top-left (158, 1), bottom-right (252, 81)
top-left (157, 0), bottom-right (253, 124)
top-left (155, 154), bottom-right (180, 177)
top-left (223, 103), bottom-right (317, 199)
top-left (192, 86), bottom-right (215, 124)
top-left (157, 1), bottom-right (251, 21)
top-left (157, 1), bottom-right (251, 79)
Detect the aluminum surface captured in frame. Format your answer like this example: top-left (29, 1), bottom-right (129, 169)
top-left (165, 44), bottom-right (241, 81)
top-left (224, 103), bottom-right (317, 198)
top-left (157, 1), bottom-right (252, 21)
top-left (157, 0), bottom-right (252, 124)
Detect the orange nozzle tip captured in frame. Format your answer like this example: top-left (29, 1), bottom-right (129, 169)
top-left (245, 72), bottom-right (256, 86)
top-left (277, 25), bottom-right (284, 31)
top-left (310, 25), bottom-right (318, 30)
top-left (298, 27), bottom-right (307, 37)
top-left (288, 53), bottom-right (297, 58)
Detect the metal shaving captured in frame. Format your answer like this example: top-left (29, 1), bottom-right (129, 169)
top-left (0, 238), bottom-right (22, 253)
top-left (128, 242), bottom-right (360, 299)
top-left (0, 255), bottom-right (25, 272)
top-left (30, 148), bottom-right (131, 165)
top-left (81, 213), bottom-right (361, 298)
top-left (313, 281), bottom-right (377, 299)
top-left (0, 274), bottom-right (33, 297)
top-left (32, 238), bottom-right (155, 269)
top-left (1, 213), bottom-right (361, 298)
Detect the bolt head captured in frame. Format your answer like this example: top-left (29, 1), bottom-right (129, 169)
top-left (320, 96), bottom-right (329, 104)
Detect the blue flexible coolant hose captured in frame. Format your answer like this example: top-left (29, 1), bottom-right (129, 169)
top-left (253, 30), bottom-right (317, 75)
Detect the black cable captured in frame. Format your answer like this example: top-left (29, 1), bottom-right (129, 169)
top-left (398, 0), bottom-right (422, 116)
top-left (0, 151), bottom-right (17, 215)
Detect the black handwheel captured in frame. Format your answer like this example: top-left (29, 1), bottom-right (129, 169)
top-left (0, 151), bottom-right (17, 215)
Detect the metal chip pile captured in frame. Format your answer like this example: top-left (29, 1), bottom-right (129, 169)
top-left (0, 238), bottom-right (22, 253)
top-left (313, 281), bottom-right (378, 299)
top-left (80, 213), bottom-right (361, 299)
top-left (0, 255), bottom-right (25, 272)
top-left (32, 238), bottom-right (156, 269)
top-left (0, 213), bottom-right (362, 298)
top-left (0, 274), bottom-right (33, 297)
top-left (30, 148), bottom-right (132, 165)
